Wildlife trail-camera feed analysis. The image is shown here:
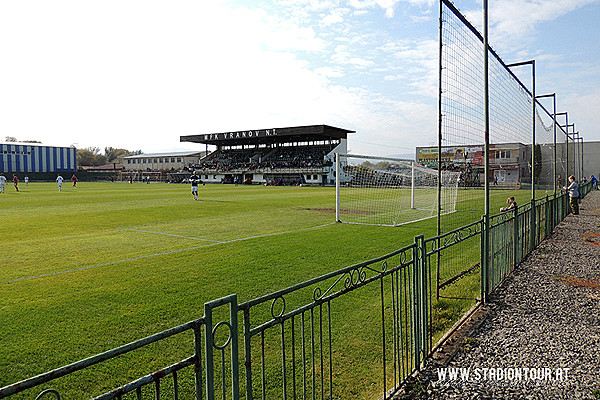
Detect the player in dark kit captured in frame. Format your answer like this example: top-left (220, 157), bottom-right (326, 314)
top-left (190, 172), bottom-right (200, 201)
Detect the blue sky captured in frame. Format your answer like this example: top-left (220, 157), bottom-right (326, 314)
top-left (1, 0), bottom-right (598, 157)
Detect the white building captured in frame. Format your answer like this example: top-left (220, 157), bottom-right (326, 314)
top-left (123, 151), bottom-right (205, 171)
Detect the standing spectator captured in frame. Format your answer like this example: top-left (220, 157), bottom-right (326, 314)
top-left (56, 174), bottom-right (64, 192)
top-left (0, 173), bottom-right (6, 193)
top-left (71, 174), bottom-right (77, 188)
top-left (563, 175), bottom-right (580, 215)
top-left (590, 175), bottom-right (598, 190)
top-left (13, 175), bottom-right (19, 192)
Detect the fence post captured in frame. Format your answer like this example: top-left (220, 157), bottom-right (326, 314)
top-left (530, 199), bottom-right (536, 251)
top-left (513, 207), bottom-right (519, 267)
top-left (480, 216), bottom-right (489, 303)
top-left (204, 294), bottom-right (240, 400)
top-left (194, 320), bottom-right (203, 400)
top-left (412, 235), bottom-right (428, 368)
top-left (545, 195), bottom-right (550, 237)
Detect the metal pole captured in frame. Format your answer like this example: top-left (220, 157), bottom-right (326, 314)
top-left (507, 60), bottom-right (536, 250)
top-left (436, 0), bottom-right (444, 299)
top-left (411, 161), bottom-right (416, 209)
top-left (482, 0), bottom-right (490, 303)
top-left (335, 153), bottom-right (341, 222)
top-left (506, 60), bottom-right (535, 198)
top-left (556, 112), bottom-right (568, 186)
top-left (553, 96), bottom-right (557, 195)
top-left (574, 132), bottom-right (580, 180)
top-left (437, 0), bottom-right (443, 237)
top-left (565, 116), bottom-right (569, 185)
top-left (580, 136), bottom-right (584, 180)
top-left (532, 61), bottom-right (536, 201)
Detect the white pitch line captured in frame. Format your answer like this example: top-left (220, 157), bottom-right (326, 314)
top-left (0, 222), bottom-right (336, 286)
top-left (115, 227), bottom-right (222, 242)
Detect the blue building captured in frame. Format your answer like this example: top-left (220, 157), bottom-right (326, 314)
top-left (0, 143), bottom-right (77, 173)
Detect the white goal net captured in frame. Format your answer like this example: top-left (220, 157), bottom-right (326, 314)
top-left (335, 154), bottom-right (459, 226)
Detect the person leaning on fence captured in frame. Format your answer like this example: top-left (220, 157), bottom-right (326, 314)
top-left (500, 196), bottom-right (517, 212)
top-left (590, 175), bottom-right (598, 190)
top-left (563, 175), bottom-right (580, 215)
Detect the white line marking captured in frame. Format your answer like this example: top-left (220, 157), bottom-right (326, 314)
top-left (1, 222), bottom-right (336, 285)
top-left (115, 227), bottom-right (221, 242)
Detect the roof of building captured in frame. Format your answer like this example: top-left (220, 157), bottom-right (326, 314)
top-left (0, 142), bottom-right (76, 149)
top-left (79, 164), bottom-right (124, 171)
top-left (123, 151), bottom-right (205, 159)
top-left (180, 124), bottom-right (355, 147)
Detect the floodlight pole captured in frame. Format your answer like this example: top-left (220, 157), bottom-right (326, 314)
top-left (536, 93), bottom-right (556, 195)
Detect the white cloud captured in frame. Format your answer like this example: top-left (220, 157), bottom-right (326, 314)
top-left (320, 8), bottom-right (350, 26)
top-left (378, 39), bottom-right (439, 97)
top-left (348, 0), bottom-right (434, 17)
top-left (0, 1), bottom-right (330, 151)
top-left (464, 0), bottom-right (600, 51)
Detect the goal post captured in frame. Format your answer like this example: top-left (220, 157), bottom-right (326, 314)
top-left (335, 153), bottom-right (459, 227)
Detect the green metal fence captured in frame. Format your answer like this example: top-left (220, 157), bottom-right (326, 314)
top-left (0, 184), bottom-right (591, 400)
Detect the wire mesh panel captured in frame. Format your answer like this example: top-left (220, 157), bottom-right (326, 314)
top-left (534, 107), bottom-right (559, 194)
top-left (438, 0), bottom-right (562, 228)
top-left (438, 0), bottom-right (562, 303)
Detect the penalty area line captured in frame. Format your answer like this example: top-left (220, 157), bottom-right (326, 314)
top-left (0, 222), bottom-right (336, 286)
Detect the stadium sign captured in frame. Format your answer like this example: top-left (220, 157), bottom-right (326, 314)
top-left (199, 129), bottom-right (277, 142)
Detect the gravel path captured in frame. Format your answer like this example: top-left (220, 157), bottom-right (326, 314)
top-left (399, 190), bottom-right (600, 400)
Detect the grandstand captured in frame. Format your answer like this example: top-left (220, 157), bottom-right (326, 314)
top-left (180, 124), bottom-right (353, 185)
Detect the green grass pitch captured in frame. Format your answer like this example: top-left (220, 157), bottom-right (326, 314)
top-left (0, 181), bottom-right (539, 398)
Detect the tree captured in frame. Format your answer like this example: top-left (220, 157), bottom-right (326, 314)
top-left (77, 147), bottom-right (107, 166)
top-left (77, 149), bottom-right (96, 166)
top-left (104, 147), bottom-right (131, 163)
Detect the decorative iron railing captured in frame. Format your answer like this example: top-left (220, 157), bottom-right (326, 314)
top-left (0, 184), bottom-right (591, 400)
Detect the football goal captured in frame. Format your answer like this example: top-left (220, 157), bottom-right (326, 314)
top-left (335, 154), bottom-right (459, 226)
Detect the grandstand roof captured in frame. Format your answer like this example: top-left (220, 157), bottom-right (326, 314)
top-left (123, 151), bottom-right (204, 159)
top-left (180, 124), bottom-right (354, 147)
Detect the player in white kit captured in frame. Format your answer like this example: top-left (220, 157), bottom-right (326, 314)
top-left (56, 174), bottom-right (64, 191)
top-left (0, 174), bottom-right (6, 193)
